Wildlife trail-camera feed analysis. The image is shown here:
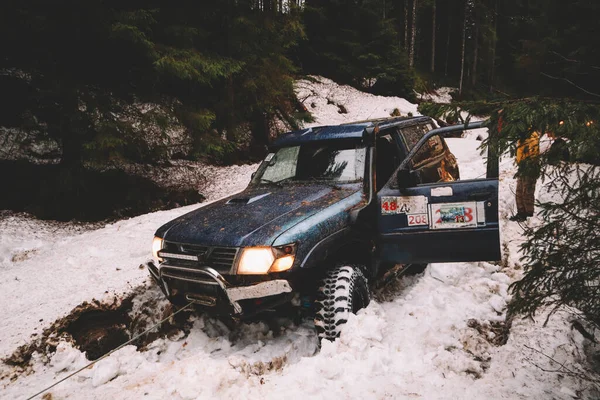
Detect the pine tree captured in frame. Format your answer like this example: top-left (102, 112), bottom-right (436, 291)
top-left (301, 0), bottom-right (415, 99)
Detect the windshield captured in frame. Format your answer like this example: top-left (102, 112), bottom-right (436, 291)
top-left (251, 141), bottom-right (367, 185)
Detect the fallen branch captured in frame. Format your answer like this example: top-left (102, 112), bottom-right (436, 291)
top-left (523, 344), bottom-right (600, 392)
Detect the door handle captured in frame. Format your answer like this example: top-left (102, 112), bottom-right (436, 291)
top-left (468, 192), bottom-right (491, 201)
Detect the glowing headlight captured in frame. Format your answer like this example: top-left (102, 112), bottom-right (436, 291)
top-left (270, 255), bottom-right (295, 272)
top-left (237, 244), bottom-right (296, 275)
top-left (152, 236), bottom-right (164, 262)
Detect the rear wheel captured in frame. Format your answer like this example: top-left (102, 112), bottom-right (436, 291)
top-left (314, 265), bottom-right (370, 341)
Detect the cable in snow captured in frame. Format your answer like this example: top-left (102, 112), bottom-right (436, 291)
top-left (25, 301), bottom-right (195, 400)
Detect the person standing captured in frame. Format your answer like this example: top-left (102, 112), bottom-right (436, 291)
top-left (511, 131), bottom-right (540, 221)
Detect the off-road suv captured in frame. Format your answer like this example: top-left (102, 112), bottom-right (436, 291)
top-left (147, 117), bottom-right (501, 340)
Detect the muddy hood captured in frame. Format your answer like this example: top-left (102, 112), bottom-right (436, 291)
top-left (157, 184), bottom-right (360, 247)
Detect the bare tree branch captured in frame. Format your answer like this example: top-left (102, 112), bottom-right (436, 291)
top-left (540, 72), bottom-right (600, 98)
top-left (549, 50), bottom-right (600, 70)
top-left (524, 344), bottom-right (600, 388)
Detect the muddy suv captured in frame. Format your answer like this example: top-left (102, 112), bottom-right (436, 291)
top-left (147, 117), bottom-right (501, 340)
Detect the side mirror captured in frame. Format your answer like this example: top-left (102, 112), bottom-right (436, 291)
top-left (397, 168), bottom-right (416, 189)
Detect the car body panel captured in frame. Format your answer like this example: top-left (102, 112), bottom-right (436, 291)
top-left (376, 121), bottom-right (501, 264)
top-left (377, 178), bottom-right (500, 263)
top-left (158, 183), bottom-right (362, 249)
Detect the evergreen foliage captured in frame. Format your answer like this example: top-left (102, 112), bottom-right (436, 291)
top-left (0, 0), bottom-right (303, 165)
top-left (301, 0), bottom-right (415, 100)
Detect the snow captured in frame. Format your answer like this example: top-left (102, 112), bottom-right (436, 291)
top-left (295, 76), bottom-right (419, 126)
top-left (0, 163), bottom-right (257, 360)
top-left (417, 87), bottom-right (456, 104)
top-left (1, 77), bottom-right (598, 400)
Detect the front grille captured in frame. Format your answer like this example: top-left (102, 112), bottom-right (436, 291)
top-left (160, 241), bottom-right (239, 273)
top-left (160, 266), bottom-right (219, 285)
top-left (161, 268), bottom-right (223, 298)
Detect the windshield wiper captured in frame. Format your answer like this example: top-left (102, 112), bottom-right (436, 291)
top-left (259, 178), bottom-right (285, 187)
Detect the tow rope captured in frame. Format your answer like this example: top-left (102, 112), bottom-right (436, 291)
top-left (26, 301), bottom-right (195, 400)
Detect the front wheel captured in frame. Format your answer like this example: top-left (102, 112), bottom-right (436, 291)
top-left (314, 265), bottom-right (370, 341)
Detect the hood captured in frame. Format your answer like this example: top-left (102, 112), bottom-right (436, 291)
top-left (157, 183), bottom-right (361, 247)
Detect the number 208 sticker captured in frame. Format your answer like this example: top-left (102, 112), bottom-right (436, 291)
top-left (407, 213), bottom-right (428, 226)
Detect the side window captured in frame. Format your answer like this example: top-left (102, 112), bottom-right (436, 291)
top-left (412, 135), bottom-right (445, 167)
top-left (400, 125), bottom-right (423, 149)
top-left (376, 133), bottom-right (400, 191)
top-left (399, 123), bottom-right (459, 186)
top-left (400, 124), bottom-right (445, 168)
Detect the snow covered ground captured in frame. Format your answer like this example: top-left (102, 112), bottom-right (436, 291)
top-left (1, 78), bottom-right (597, 400)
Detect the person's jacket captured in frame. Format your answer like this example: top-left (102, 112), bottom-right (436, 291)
top-left (516, 132), bottom-right (540, 164)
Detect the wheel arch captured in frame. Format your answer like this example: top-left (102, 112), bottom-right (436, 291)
top-left (298, 227), bottom-right (374, 278)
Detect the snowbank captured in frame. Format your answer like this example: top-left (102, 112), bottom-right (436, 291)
top-left (295, 76), bottom-right (419, 127)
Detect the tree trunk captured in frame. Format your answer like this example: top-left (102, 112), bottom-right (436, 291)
top-left (489, 0), bottom-right (498, 92)
top-left (404, 0), bottom-right (409, 50)
top-left (459, 0), bottom-right (467, 95)
top-left (60, 131), bottom-right (83, 168)
top-left (409, 0), bottom-right (417, 68)
top-left (445, 8), bottom-right (451, 76)
top-left (431, 0), bottom-right (436, 73)
top-left (471, 1), bottom-right (479, 86)
top-left (251, 111), bottom-right (270, 148)
top-left (59, 96), bottom-right (85, 168)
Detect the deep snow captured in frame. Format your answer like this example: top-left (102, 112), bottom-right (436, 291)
top-left (0, 77), bottom-right (597, 400)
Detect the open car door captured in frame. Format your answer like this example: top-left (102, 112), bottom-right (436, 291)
top-left (377, 121), bottom-right (501, 264)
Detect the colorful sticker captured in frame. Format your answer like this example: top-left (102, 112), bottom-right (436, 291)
top-left (381, 196), bottom-right (427, 215)
top-left (407, 213), bottom-right (429, 226)
top-left (430, 202), bottom-right (478, 229)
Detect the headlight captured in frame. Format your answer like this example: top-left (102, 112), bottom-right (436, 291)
top-left (237, 244), bottom-right (296, 275)
top-left (152, 236), bottom-right (164, 262)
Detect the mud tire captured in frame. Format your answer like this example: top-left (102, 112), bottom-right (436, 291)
top-left (314, 265), bottom-right (370, 341)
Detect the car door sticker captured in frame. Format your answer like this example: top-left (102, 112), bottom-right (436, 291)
top-left (476, 201), bottom-right (486, 223)
top-left (430, 202), bottom-right (479, 229)
top-left (381, 196), bottom-right (427, 215)
top-left (431, 186), bottom-right (453, 197)
top-left (407, 213), bottom-right (429, 226)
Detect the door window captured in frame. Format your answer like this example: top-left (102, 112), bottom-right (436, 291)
top-left (376, 133), bottom-right (400, 191)
top-left (412, 135), bottom-right (445, 167)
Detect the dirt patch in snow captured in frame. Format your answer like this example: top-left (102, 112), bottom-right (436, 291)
top-left (2, 284), bottom-right (194, 373)
top-left (467, 317), bottom-right (513, 347)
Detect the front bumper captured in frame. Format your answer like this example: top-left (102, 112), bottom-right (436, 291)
top-left (146, 261), bottom-right (293, 314)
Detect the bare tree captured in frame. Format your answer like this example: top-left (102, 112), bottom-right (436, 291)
top-left (409, 0), bottom-right (418, 68)
top-left (431, 0), bottom-right (436, 72)
top-left (471, 0), bottom-right (479, 86)
top-left (404, 0), bottom-right (409, 50)
top-left (459, 0), bottom-right (467, 95)
top-left (445, 7), bottom-right (451, 76)
top-left (489, 0), bottom-right (498, 92)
